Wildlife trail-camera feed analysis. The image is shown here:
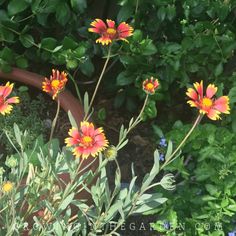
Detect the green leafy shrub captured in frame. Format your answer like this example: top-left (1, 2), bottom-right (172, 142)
top-left (0, 86), bottom-right (47, 155)
top-left (0, 0), bottom-right (90, 74)
top-left (151, 123), bottom-right (236, 235)
top-left (113, 0), bottom-right (236, 116)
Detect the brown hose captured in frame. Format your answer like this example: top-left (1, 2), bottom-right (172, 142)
top-left (0, 68), bottom-right (84, 125)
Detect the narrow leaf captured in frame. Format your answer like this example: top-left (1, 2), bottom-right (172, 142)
top-left (68, 110), bottom-right (78, 128)
top-left (165, 140), bottom-right (173, 161)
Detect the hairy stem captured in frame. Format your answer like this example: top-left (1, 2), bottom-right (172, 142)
top-left (161, 114), bottom-right (203, 169)
top-left (84, 45), bottom-right (112, 120)
top-left (48, 99), bottom-right (60, 159)
top-left (116, 94), bottom-right (149, 150)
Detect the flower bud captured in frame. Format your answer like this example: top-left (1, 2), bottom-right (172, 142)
top-left (5, 156), bottom-right (18, 168)
top-left (160, 173), bottom-right (176, 191)
top-left (104, 145), bottom-right (117, 161)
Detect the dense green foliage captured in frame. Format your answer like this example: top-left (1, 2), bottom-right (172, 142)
top-left (0, 86), bottom-right (47, 155)
top-left (1, 0), bottom-right (236, 114)
top-left (151, 123), bottom-right (236, 235)
top-left (0, 0), bottom-right (90, 74)
top-left (116, 0), bottom-right (236, 119)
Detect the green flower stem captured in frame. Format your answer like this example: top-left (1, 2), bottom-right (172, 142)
top-left (161, 114), bottom-right (203, 169)
top-left (135, 0), bottom-right (139, 14)
top-left (84, 45), bottom-right (112, 121)
top-left (77, 157), bottom-right (97, 175)
top-left (61, 158), bottom-right (99, 209)
top-left (6, 196), bottom-right (16, 236)
top-left (103, 95), bottom-right (149, 235)
top-left (69, 159), bottom-right (108, 201)
top-left (68, 73), bottom-right (82, 103)
top-left (116, 94), bottom-right (149, 150)
top-left (60, 159), bottom-right (85, 202)
top-left (0, 206), bottom-right (7, 214)
top-left (143, 182), bottom-right (161, 192)
top-left (48, 99), bottom-right (60, 158)
top-left (61, 159), bottom-right (86, 199)
top-left (132, 94), bottom-right (149, 127)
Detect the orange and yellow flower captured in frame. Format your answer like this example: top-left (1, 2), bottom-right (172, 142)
top-left (88, 19), bottom-right (133, 45)
top-left (0, 82), bottom-right (19, 115)
top-left (42, 69), bottom-right (68, 99)
top-left (65, 121), bottom-right (108, 159)
top-left (1, 181), bottom-right (14, 193)
top-left (186, 80), bottom-right (230, 120)
top-left (143, 77), bottom-right (159, 95)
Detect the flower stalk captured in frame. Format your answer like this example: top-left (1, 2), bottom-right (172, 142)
top-left (49, 99), bottom-right (60, 144)
top-left (84, 45), bottom-right (112, 121)
top-left (161, 114), bottom-right (202, 169)
top-left (116, 94), bottom-right (149, 150)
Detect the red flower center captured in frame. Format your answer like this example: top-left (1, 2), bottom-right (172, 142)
top-left (81, 135), bottom-right (93, 147)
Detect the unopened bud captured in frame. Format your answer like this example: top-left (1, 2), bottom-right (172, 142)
top-left (160, 173), bottom-right (176, 191)
top-left (5, 156), bottom-right (18, 168)
top-left (104, 146), bottom-right (117, 161)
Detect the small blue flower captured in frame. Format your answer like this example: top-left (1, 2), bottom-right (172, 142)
top-left (228, 232), bottom-right (236, 236)
top-left (159, 137), bottom-right (167, 147)
top-left (159, 153), bottom-right (165, 162)
top-left (163, 221), bottom-right (170, 230)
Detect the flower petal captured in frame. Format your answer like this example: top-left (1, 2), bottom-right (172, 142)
top-left (214, 96), bottom-right (230, 114)
top-left (89, 19), bottom-right (107, 34)
top-left (2, 82), bottom-right (14, 98)
top-left (193, 81), bottom-right (203, 99)
top-left (0, 104), bottom-right (13, 115)
top-left (207, 108), bottom-right (221, 120)
top-left (186, 88), bottom-right (198, 100)
top-left (187, 100), bottom-right (197, 107)
top-left (7, 96), bottom-right (20, 104)
top-left (117, 22), bottom-right (133, 39)
top-left (0, 86), bottom-right (5, 95)
top-left (81, 148), bottom-right (92, 159)
top-left (106, 19), bottom-right (115, 28)
top-left (73, 146), bottom-right (83, 158)
top-left (65, 137), bottom-right (77, 147)
top-left (96, 36), bottom-right (112, 45)
top-left (206, 84), bottom-right (217, 98)
top-left (88, 27), bottom-right (101, 33)
top-left (68, 127), bottom-right (80, 139)
top-left (80, 121), bottom-right (90, 134)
